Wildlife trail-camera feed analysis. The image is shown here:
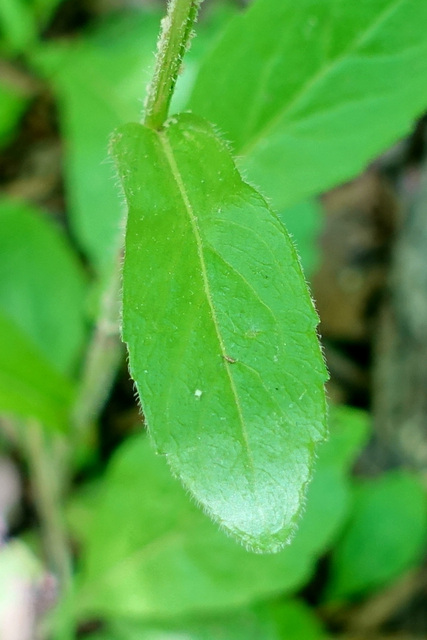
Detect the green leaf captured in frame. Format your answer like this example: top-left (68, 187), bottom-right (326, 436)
top-left (189, 0), bottom-right (427, 211)
top-left (292, 405), bottom-right (369, 558)
top-left (327, 470), bottom-right (427, 600)
top-left (30, 0), bottom-right (65, 27)
top-left (74, 407), bottom-right (366, 621)
top-left (0, 311), bottom-right (74, 430)
top-left (90, 600), bottom-right (326, 640)
top-left (0, 199), bottom-right (87, 375)
top-left (75, 436), bottom-right (311, 620)
top-left (111, 112), bottom-right (327, 552)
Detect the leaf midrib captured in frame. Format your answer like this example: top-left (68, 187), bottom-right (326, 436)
top-left (239, 0), bottom-right (406, 156)
top-left (158, 128), bottom-right (255, 474)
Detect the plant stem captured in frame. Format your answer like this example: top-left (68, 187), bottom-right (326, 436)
top-left (72, 255), bottom-right (123, 436)
top-left (144, 0), bottom-right (203, 130)
top-left (25, 421), bottom-right (72, 589)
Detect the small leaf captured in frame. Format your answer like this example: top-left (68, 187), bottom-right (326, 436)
top-left (327, 470), bottom-right (427, 600)
top-left (0, 311), bottom-right (74, 430)
top-left (189, 0), bottom-right (427, 211)
top-left (112, 113), bottom-right (327, 552)
top-left (73, 407), bottom-right (365, 621)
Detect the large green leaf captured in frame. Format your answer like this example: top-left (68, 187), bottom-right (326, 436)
top-left (189, 0), bottom-right (427, 210)
top-left (327, 470), bottom-right (427, 600)
top-left (0, 311), bottom-right (73, 430)
top-left (112, 113), bottom-right (327, 552)
top-left (0, 199), bottom-right (87, 375)
top-left (73, 407), bottom-right (366, 621)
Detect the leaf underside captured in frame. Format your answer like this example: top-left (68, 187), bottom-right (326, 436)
top-left (111, 113), bottom-right (327, 552)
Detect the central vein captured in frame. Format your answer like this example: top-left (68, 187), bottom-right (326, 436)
top-left (158, 129), bottom-right (255, 473)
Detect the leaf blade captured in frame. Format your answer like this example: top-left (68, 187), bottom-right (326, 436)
top-left (189, 0), bottom-right (427, 210)
top-left (112, 113), bottom-right (327, 551)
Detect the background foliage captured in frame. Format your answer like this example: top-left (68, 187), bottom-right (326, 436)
top-left (1, 0), bottom-right (427, 638)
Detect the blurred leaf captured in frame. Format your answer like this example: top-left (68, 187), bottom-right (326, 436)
top-left (0, 0), bottom-right (37, 53)
top-left (291, 406), bottom-right (369, 558)
top-left (30, 0), bottom-right (64, 26)
top-left (66, 480), bottom-right (102, 542)
top-left (73, 405), bottom-right (367, 621)
top-left (189, 0), bottom-right (427, 211)
top-left (0, 83), bottom-right (28, 149)
top-left (112, 113), bottom-right (327, 552)
top-left (0, 199), bottom-right (87, 375)
top-left (90, 600), bottom-right (326, 640)
top-left (277, 199), bottom-right (322, 278)
top-left (327, 470), bottom-right (427, 600)
top-left (0, 310), bottom-right (73, 430)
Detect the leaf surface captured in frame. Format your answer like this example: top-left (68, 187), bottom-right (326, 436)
top-left (189, 0), bottom-right (427, 210)
top-left (112, 113), bottom-right (327, 551)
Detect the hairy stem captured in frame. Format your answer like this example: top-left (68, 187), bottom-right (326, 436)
top-left (144, 0), bottom-right (203, 129)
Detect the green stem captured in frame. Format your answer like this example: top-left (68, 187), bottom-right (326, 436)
top-left (25, 421), bottom-right (72, 589)
top-left (72, 255), bottom-right (123, 436)
top-left (144, 0), bottom-right (203, 130)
